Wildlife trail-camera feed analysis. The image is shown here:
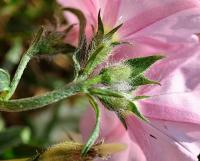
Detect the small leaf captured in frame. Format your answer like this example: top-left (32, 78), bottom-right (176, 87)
top-left (81, 95), bottom-right (100, 156)
top-left (0, 68), bottom-right (10, 97)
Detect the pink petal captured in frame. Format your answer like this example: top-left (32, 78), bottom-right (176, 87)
top-left (138, 45), bottom-right (200, 124)
top-left (118, 0), bottom-right (200, 38)
top-left (102, 0), bottom-right (121, 27)
top-left (57, 0), bottom-right (98, 25)
top-left (150, 119), bottom-right (200, 157)
top-left (118, 0), bottom-right (200, 23)
top-left (126, 115), bottom-right (199, 161)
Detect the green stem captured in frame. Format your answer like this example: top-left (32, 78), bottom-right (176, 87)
top-left (6, 53), bottom-right (32, 100)
top-left (81, 95), bottom-right (100, 156)
top-left (0, 83), bottom-right (82, 112)
top-left (5, 28), bottom-right (43, 100)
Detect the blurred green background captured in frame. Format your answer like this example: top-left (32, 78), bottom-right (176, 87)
top-left (0, 0), bottom-right (88, 159)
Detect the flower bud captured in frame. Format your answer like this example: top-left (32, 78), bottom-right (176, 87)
top-left (101, 64), bottom-right (132, 85)
top-left (37, 142), bottom-right (126, 161)
top-left (100, 55), bottom-right (163, 90)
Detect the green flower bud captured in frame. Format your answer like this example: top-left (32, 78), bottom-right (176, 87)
top-left (100, 55), bottom-right (163, 90)
top-left (101, 64), bottom-right (132, 85)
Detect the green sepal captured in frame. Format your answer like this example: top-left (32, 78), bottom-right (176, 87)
top-left (0, 68), bottom-right (10, 98)
top-left (127, 101), bottom-right (147, 122)
top-left (99, 95), bottom-right (147, 123)
top-left (96, 10), bottom-right (104, 40)
top-left (131, 74), bottom-right (161, 87)
top-left (81, 95), bottom-right (100, 156)
top-left (104, 24), bottom-right (123, 40)
top-left (81, 21), bottom-right (123, 79)
top-left (82, 43), bottom-right (112, 78)
top-left (125, 55), bottom-right (164, 78)
top-left (99, 96), bottom-right (128, 111)
top-left (116, 110), bottom-right (128, 129)
top-left (100, 55), bottom-right (163, 91)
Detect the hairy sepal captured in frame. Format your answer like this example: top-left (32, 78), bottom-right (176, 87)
top-left (100, 55), bottom-right (163, 91)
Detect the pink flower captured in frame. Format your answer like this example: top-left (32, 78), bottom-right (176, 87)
top-left (58, 0), bottom-right (200, 160)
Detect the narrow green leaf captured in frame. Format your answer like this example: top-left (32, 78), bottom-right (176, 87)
top-left (81, 95), bottom-right (100, 156)
top-left (0, 68), bottom-right (10, 97)
top-left (125, 55), bottom-right (164, 78)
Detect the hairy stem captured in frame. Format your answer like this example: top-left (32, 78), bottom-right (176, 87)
top-left (0, 83), bottom-right (82, 112)
top-left (5, 28), bottom-right (43, 100)
top-left (6, 54), bottom-right (32, 100)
